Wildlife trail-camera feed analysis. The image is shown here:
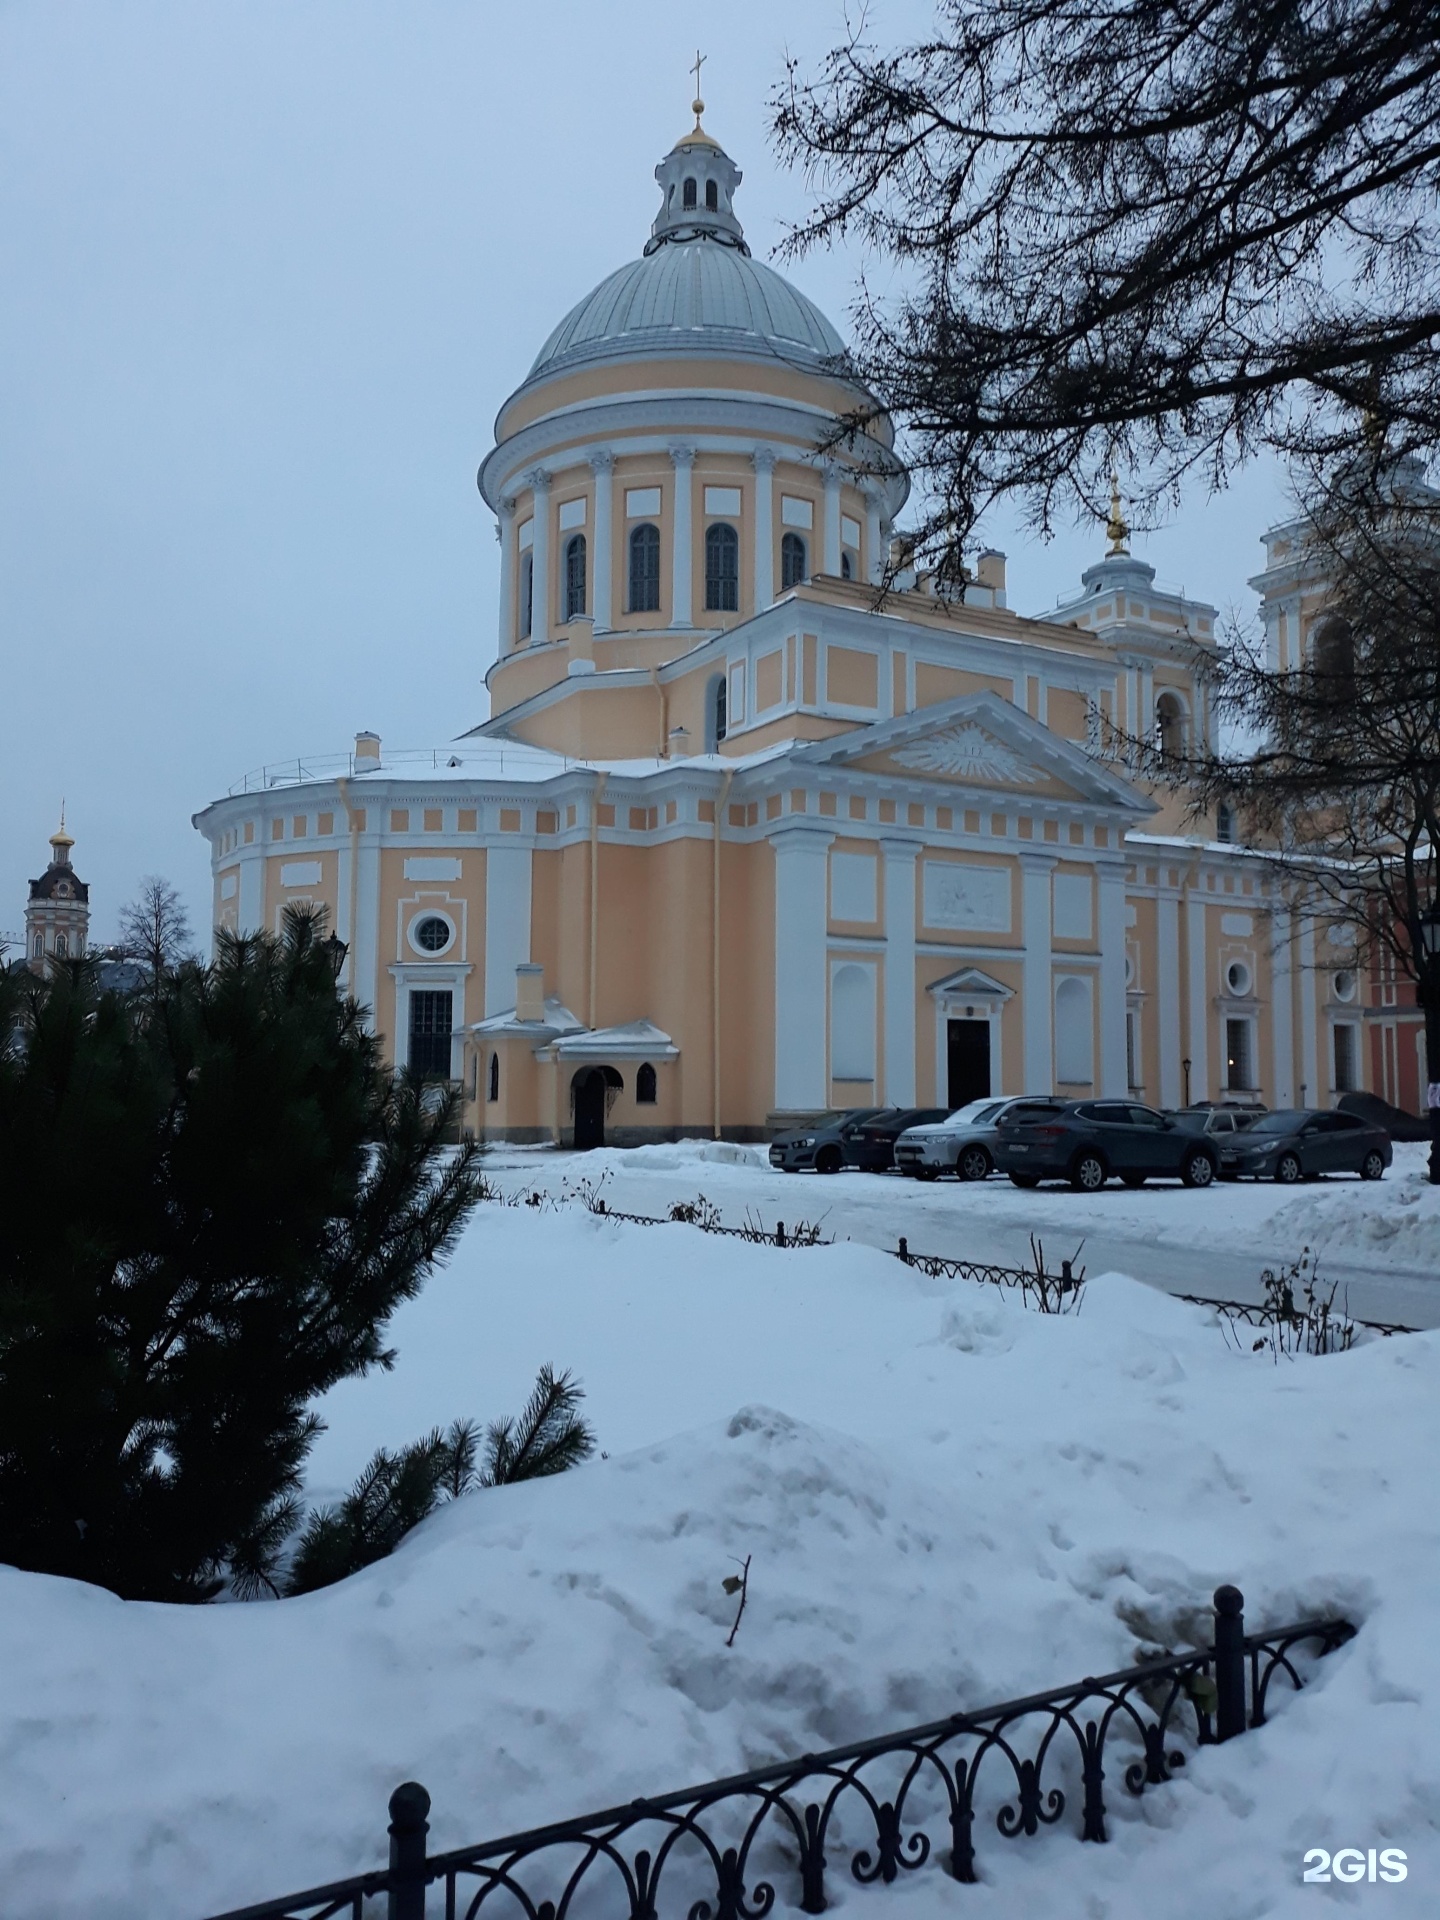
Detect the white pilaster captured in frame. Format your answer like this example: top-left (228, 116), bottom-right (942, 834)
top-left (1125, 664), bottom-right (1140, 762)
top-left (1020, 853), bottom-right (1055, 1091)
top-left (822, 462), bottom-right (842, 576)
top-left (1271, 905), bottom-right (1295, 1105)
top-left (773, 827), bottom-right (833, 1109)
top-left (752, 448), bottom-right (775, 611)
top-left (1156, 886), bottom-right (1182, 1107)
top-left (1299, 911), bottom-right (1319, 1104)
top-left (1138, 664), bottom-right (1154, 744)
top-left (351, 830), bottom-right (381, 1025)
top-left (497, 497), bottom-right (516, 656)
top-left (1097, 860), bottom-right (1129, 1096)
top-left (864, 486), bottom-right (884, 584)
top-left (1186, 887), bottom-right (1209, 1101)
top-left (670, 445), bottom-right (695, 628)
top-left (484, 843), bottom-right (533, 1017)
top-left (880, 838), bottom-right (918, 1105)
top-left (589, 452), bottom-right (614, 633)
top-left (527, 468), bottom-right (552, 645)
top-left (236, 843), bottom-right (265, 936)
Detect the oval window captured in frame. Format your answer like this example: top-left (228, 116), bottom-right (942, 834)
top-left (1225, 959), bottom-right (1252, 997)
top-left (1333, 969), bottom-right (1357, 1002)
top-left (413, 914), bottom-right (452, 954)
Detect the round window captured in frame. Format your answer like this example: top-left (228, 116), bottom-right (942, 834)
top-left (412, 914), bottom-right (453, 954)
top-left (1225, 959), bottom-right (1252, 997)
top-left (1333, 969), bottom-right (1357, 1002)
top-left (1124, 954), bottom-right (1136, 987)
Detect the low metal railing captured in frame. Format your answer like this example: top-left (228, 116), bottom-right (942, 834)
top-left (203, 1586), bottom-right (1353, 1920)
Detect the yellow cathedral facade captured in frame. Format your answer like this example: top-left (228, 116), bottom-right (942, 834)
top-left (193, 113), bottom-right (1372, 1145)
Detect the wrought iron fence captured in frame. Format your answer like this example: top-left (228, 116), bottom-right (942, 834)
top-left (1174, 1292), bottom-right (1417, 1337)
top-left (203, 1586), bottom-right (1353, 1920)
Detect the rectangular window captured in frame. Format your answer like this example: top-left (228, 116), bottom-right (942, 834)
top-left (1225, 1017), bottom-right (1252, 1091)
top-left (625, 487), bottom-right (661, 517)
top-left (781, 495), bottom-right (814, 528)
top-left (1333, 1022), bottom-right (1357, 1092)
top-left (408, 991), bottom-right (454, 1079)
top-left (704, 486), bottom-right (742, 515)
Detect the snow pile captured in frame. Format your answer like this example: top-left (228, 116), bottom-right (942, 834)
top-left (1268, 1145), bottom-right (1440, 1267)
top-left (3, 1205), bottom-right (1439, 1918)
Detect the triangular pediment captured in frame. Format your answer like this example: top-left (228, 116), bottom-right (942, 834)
top-left (791, 691), bottom-right (1153, 812)
top-left (929, 966), bottom-right (1014, 1003)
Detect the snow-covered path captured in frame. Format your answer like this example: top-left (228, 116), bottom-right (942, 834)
top-left (480, 1138), bottom-right (1440, 1330)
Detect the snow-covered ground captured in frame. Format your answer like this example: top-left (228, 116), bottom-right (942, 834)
top-left (4, 1171), bottom-right (1438, 1918)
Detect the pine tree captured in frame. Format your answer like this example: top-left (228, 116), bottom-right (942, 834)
top-left (0, 907), bottom-right (483, 1601)
top-left (284, 1370), bottom-right (596, 1595)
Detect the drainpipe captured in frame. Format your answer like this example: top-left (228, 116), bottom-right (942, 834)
top-left (649, 665), bottom-right (669, 758)
top-left (713, 769), bottom-right (734, 1138)
top-left (589, 770), bottom-right (608, 1030)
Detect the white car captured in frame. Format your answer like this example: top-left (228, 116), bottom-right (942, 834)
top-left (893, 1098), bottom-right (1010, 1181)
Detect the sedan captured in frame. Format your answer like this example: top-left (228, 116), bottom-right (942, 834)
top-left (1167, 1105), bottom-right (1263, 1174)
top-left (1225, 1108), bottom-right (1392, 1182)
top-left (851, 1107), bottom-right (952, 1172)
top-left (992, 1099), bottom-right (1221, 1190)
top-left (896, 1096), bottom-right (1066, 1181)
top-left (768, 1108), bottom-right (890, 1174)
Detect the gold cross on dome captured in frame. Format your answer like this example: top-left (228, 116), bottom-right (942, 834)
top-left (691, 49), bottom-right (707, 123)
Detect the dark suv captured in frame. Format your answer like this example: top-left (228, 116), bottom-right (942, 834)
top-left (992, 1099), bottom-right (1221, 1191)
top-left (851, 1107), bottom-right (951, 1172)
top-left (768, 1109), bottom-right (890, 1174)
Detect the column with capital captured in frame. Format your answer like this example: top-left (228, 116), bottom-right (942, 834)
top-left (863, 485), bottom-right (884, 584)
top-left (496, 498), bottom-right (516, 655)
top-left (1097, 860), bottom-right (1129, 1095)
top-left (670, 445), bottom-right (695, 627)
top-left (526, 468), bottom-right (552, 644)
top-left (1020, 853), bottom-right (1056, 1091)
top-left (822, 461), bottom-right (843, 576)
top-left (590, 452), bottom-right (614, 633)
top-left (881, 838), bottom-right (919, 1105)
top-left (751, 448), bottom-right (775, 611)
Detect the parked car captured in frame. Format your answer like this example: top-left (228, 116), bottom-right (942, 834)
top-left (1224, 1108), bottom-right (1393, 1182)
top-left (896, 1096), bottom-right (1066, 1181)
top-left (768, 1108), bottom-right (890, 1174)
top-left (851, 1107), bottom-right (952, 1172)
top-left (1167, 1105), bottom-right (1263, 1174)
top-left (992, 1099), bottom-right (1222, 1190)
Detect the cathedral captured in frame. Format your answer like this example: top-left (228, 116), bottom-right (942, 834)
top-left (192, 109), bottom-right (1378, 1145)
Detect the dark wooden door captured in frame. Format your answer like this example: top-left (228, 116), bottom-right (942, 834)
top-left (946, 1019), bottom-right (991, 1108)
top-left (572, 1069), bottom-right (606, 1150)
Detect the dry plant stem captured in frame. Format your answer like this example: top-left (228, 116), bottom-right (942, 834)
top-left (726, 1554), bottom-right (752, 1649)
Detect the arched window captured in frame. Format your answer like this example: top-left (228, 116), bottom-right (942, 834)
top-left (831, 963), bottom-right (876, 1080)
top-left (636, 1061), bottom-right (658, 1103)
top-left (841, 550), bottom-right (854, 581)
top-left (683, 177), bottom-right (697, 209)
top-left (564, 534), bottom-right (587, 620)
top-left (705, 522), bottom-right (739, 611)
top-left (629, 523), bottom-right (661, 611)
top-left (32, 933), bottom-right (42, 958)
top-left (1216, 801), bottom-right (1235, 843)
top-left (520, 552), bottom-right (533, 639)
top-left (487, 1052), bottom-right (500, 1103)
top-left (1313, 616), bottom-right (1355, 690)
top-left (706, 672), bottom-right (728, 750)
top-left (705, 179), bottom-right (718, 210)
top-left (54, 932), bottom-right (68, 958)
top-left (1155, 692), bottom-right (1186, 759)
top-left (781, 532), bottom-right (807, 589)
top-left (1054, 976), bottom-right (1094, 1085)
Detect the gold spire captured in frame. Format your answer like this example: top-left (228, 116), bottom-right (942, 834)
top-left (50, 801), bottom-right (74, 863)
top-left (1105, 472), bottom-right (1130, 556)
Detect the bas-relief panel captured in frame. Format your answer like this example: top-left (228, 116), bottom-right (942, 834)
top-left (922, 860), bottom-right (1012, 933)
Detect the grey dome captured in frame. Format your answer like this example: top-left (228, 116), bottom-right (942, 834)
top-left (526, 240), bottom-right (848, 381)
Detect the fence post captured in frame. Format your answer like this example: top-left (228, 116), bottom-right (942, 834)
top-left (1212, 1585), bottom-right (1246, 1741)
top-left (776, 1220), bottom-right (786, 1247)
top-left (1061, 1259), bottom-right (1073, 1285)
top-left (388, 1781), bottom-right (431, 1920)
top-left (898, 1236), bottom-right (910, 1263)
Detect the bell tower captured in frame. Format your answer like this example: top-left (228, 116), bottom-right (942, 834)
top-left (25, 811), bottom-right (90, 971)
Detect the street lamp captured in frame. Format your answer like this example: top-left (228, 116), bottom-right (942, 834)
top-left (323, 932), bottom-right (349, 981)
top-left (1182, 1057), bottom-right (1192, 1106)
top-left (1420, 903), bottom-right (1440, 1184)
top-left (1420, 901), bottom-right (1440, 961)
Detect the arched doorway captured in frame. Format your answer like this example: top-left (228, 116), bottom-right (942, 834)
top-left (572, 1068), bottom-right (607, 1150)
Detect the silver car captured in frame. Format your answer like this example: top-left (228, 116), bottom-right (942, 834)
top-left (895, 1097), bottom-right (1058, 1181)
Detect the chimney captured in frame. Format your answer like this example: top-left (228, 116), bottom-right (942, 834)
top-left (975, 549), bottom-right (1007, 594)
top-left (668, 725), bottom-right (691, 758)
top-left (354, 731), bottom-right (381, 766)
top-left (515, 962), bottom-right (544, 1023)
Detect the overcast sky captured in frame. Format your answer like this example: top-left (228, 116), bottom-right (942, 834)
top-left (0, 0), bottom-right (1292, 948)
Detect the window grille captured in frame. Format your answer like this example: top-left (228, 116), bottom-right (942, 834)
top-left (705, 523), bottom-right (739, 612)
top-left (1224, 1017), bottom-right (1252, 1091)
top-left (564, 534), bottom-right (587, 620)
top-left (488, 1052), bottom-right (500, 1103)
top-left (629, 523), bottom-right (661, 611)
top-left (781, 532), bottom-right (807, 589)
top-left (683, 177), bottom-right (697, 208)
top-left (408, 990), bottom-right (454, 1080)
top-left (636, 1061), bottom-right (657, 1103)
